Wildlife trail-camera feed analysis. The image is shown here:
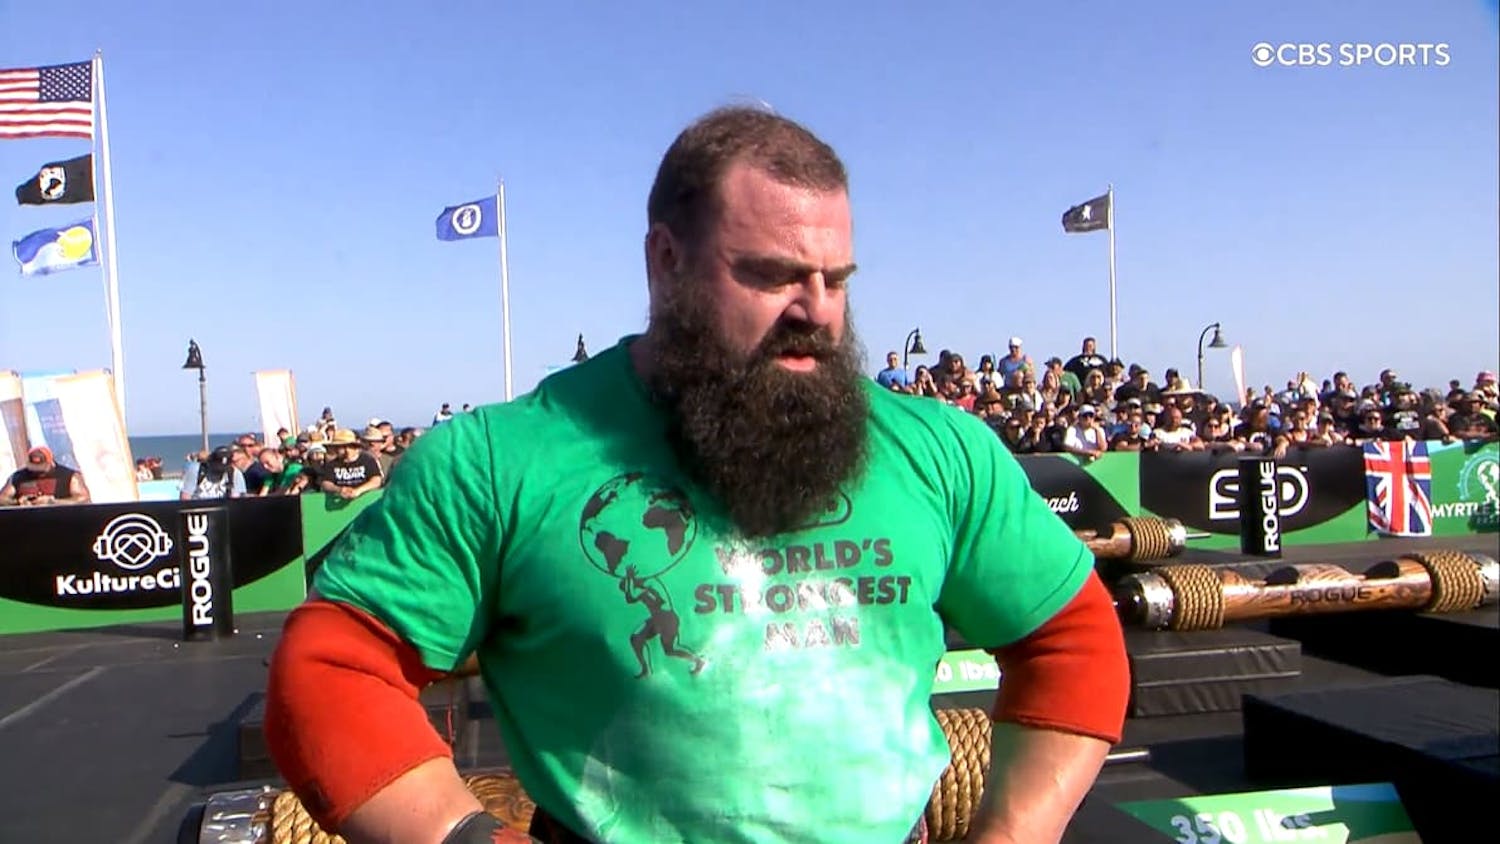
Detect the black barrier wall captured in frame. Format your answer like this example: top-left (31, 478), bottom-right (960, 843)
top-left (0, 497), bottom-right (301, 611)
top-left (1139, 447), bottom-right (1366, 537)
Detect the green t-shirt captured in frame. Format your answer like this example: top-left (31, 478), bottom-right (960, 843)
top-left (314, 336), bottom-right (1091, 843)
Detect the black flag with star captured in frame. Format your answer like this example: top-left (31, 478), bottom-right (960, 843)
top-left (1061, 192), bottom-right (1109, 233)
top-left (15, 154), bottom-right (94, 205)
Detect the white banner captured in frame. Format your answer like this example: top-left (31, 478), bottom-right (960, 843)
top-left (254, 369), bottom-right (298, 446)
top-left (51, 370), bottom-right (139, 503)
top-left (0, 371), bottom-right (25, 481)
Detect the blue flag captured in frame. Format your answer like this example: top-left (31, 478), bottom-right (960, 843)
top-left (435, 196), bottom-right (499, 241)
top-left (12, 217), bottom-right (98, 276)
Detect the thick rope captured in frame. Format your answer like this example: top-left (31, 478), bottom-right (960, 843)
top-left (926, 707), bottom-right (993, 841)
top-left (1157, 564), bottom-right (1225, 631)
top-left (1120, 517), bottom-right (1173, 562)
top-left (1409, 551), bottom-right (1486, 613)
top-left (269, 772), bottom-right (535, 844)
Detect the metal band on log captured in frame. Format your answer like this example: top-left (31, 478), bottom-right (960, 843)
top-left (1115, 552), bottom-right (1499, 631)
top-left (1075, 517), bottom-right (1187, 562)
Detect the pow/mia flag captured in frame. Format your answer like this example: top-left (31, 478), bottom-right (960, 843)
top-left (15, 154), bottom-right (94, 205)
top-left (1061, 192), bottom-right (1110, 233)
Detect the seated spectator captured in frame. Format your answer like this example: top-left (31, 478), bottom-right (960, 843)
top-left (1200, 416), bottom-right (1244, 453)
top-left (1114, 364), bottom-right (1162, 408)
top-left (1450, 393), bottom-right (1499, 440)
top-left (1063, 404), bottom-right (1108, 462)
top-left (317, 429), bottom-right (385, 500)
top-left (1080, 368), bottom-right (1111, 408)
top-left (180, 447), bottom-right (245, 500)
top-left (1150, 406), bottom-right (1203, 452)
top-left (874, 351), bottom-right (908, 390)
top-left (1109, 410), bottom-right (1153, 452)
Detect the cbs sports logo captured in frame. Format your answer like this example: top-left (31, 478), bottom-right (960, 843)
top-left (1251, 42), bottom-right (1450, 68)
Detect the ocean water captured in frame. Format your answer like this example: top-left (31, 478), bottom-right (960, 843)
top-left (129, 433), bottom-right (247, 471)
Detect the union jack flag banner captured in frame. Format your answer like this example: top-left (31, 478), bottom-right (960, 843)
top-left (1363, 440), bottom-right (1433, 536)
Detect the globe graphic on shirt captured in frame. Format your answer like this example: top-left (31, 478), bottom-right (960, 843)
top-left (578, 472), bottom-right (698, 580)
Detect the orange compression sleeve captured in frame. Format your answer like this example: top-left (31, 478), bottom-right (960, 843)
top-left (263, 599), bottom-right (453, 831)
top-left (986, 572), bottom-right (1129, 744)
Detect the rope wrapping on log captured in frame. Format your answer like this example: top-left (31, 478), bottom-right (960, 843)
top-left (926, 707), bottom-right (993, 841)
top-left (270, 770), bottom-right (536, 844)
top-left (1157, 564), bottom-right (1225, 631)
top-left (1409, 551), bottom-right (1486, 613)
top-left (1120, 517), bottom-right (1173, 562)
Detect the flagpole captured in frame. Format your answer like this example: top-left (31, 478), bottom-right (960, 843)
top-left (1107, 183), bottom-right (1117, 362)
top-left (94, 52), bottom-right (126, 421)
top-left (497, 179), bottom-right (514, 401)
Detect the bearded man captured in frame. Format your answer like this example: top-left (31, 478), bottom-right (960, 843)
top-left (264, 107), bottom-right (1128, 844)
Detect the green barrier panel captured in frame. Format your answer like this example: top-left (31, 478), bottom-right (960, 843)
top-left (1117, 782), bottom-right (1419, 843)
top-left (1427, 440), bottom-right (1499, 536)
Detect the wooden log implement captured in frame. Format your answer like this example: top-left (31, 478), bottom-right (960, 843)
top-left (1115, 551), bottom-right (1499, 631)
top-left (1075, 516), bottom-right (1187, 562)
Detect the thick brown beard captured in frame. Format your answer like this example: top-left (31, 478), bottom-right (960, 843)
top-left (644, 281), bottom-right (870, 538)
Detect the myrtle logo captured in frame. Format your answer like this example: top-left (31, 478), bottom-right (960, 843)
top-left (579, 473), bottom-right (705, 677)
top-left (1459, 452), bottom-right (1499, 508)
top-left (92, 514), bottom-right (174, 571)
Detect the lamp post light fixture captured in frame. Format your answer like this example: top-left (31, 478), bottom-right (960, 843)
top-left (182, 339), bottom-right (208, 454)
top-left (1196, 322), bottom-right (1227, 393)
top-left (572, 334), bottom-right (589, 364)
top-left (903, 327), bottom-right (927, 371)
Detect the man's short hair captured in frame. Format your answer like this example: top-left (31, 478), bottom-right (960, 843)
top-left (647, 105), bottom-right (848, 249)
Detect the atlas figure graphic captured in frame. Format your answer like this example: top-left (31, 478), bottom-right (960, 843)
top-left (620, 564), bottom-right (705, 677)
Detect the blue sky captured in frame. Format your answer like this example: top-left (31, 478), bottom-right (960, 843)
top-left (2, 0), bottom-right (1496, 435)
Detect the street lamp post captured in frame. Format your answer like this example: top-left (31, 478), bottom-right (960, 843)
top-left (182, 339), bottom-right (208, 454)
top-left (903, 327), bottom-right (927, 371)
top-left (1196, 322), bottom-right (1227, 392)
top-left (572, 334), bottom-right (589, 364)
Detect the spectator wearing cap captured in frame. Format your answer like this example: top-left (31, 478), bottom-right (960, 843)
top-left (319, 429), bottom-right (384, 499)
top-left (1063, 404), bottom-right (1108, 462)
top-left (1043, 355), bottom-right (1081, 402)
top-left (1472, 371), bottom-right (1498, 413)
top-left (1113, 364), bottom-right (1162, 408)
top-left (180, 447), bottom-right (246, 500)
top-left (1, 446), bottom-right (90, 506)
top-left (1449, 393), bottom-right (1499, 441)
top-left (359, 425), bottom-right (398, 479)
top-left (1063, 336), bottom-right (1108, 386)
top-left (995, 336), bottom-right (1034, 383)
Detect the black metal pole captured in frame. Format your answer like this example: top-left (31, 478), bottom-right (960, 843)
top-left (198, 368), bottom-right (208, 454)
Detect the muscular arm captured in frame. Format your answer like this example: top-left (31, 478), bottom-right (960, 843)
top-left (64, 472), bottom-right (90, 504)
top-left (264, 598), bottom-right (482, 844)
top-left (972, 573), bottom-right (1129, 843)
top-left (0, 479), bottom-right (16, 505)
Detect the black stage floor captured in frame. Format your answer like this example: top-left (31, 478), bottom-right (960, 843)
top-left (0, 535), bottom-right (1495, 843)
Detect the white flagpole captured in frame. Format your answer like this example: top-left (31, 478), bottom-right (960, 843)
top-left (1107, 183), bottom-right (1117, 362)
top-left (94, 52), bottom-right (126, 421)
top-left (497, 180), bottom-right (514, 401)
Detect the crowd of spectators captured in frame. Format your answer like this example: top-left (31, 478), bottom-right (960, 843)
top-left (174, 403), bottom-right (470, 501)
top-left (873, 335), bottom-right (1500, 460)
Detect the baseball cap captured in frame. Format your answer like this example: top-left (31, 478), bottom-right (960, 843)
top-left (1008, 336), bottom-right (1023, 347)
top-left (26, 446), bottom-right (52, 466)
top-left (1078, 404), bottom-right (1096, 416)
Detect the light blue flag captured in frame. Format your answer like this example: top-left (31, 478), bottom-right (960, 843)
top-left (435, 196), bottom-right (499, 241)
top-left (12, 218), bottom-right (98, 276)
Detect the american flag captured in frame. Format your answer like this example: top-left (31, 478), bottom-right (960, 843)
top-left (0, 62), bottom-right (94, 140)
top-left (1363, 440), bottom-right (1433, 536)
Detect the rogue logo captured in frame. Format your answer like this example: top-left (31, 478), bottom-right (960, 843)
top-left (1255, 461), bottom-right (1281, 553)
top-left (92, 513), bottom-right (174, 571)
top-left (1208, 465), bottom-right (1309, 521)
top-left (185, 513), bottom-right (214, 626)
